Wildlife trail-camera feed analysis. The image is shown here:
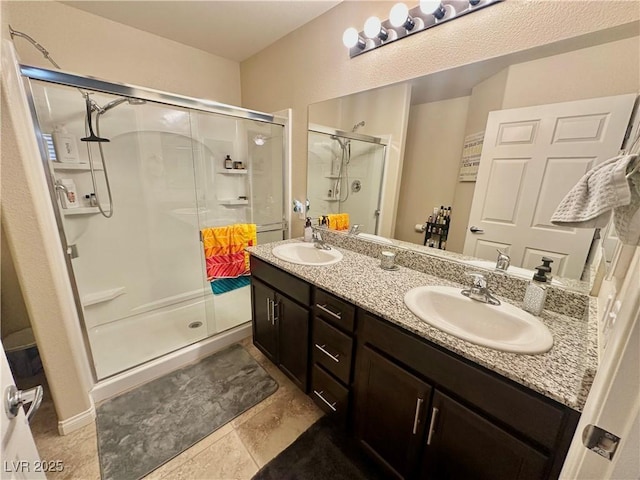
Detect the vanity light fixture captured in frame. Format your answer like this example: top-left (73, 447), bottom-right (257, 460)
top-left (343, 0), bottom-right (502, 58)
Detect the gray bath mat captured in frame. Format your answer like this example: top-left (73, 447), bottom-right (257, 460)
top-left (96, 344), bottom-right (278, 480)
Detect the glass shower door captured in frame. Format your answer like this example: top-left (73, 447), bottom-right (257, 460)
top-left (190, 112), bottom-right (285, 336)
top-left (29, 80), bottom-right (208, 380)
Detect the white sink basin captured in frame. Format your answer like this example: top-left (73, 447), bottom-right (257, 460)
top-left (464, 260), bottom-right (563, 286)
top-left (404, 286), bottom-right (553, 354)
top-left (272, 242), bottom-right (343, 266)
top-left (356, 233), bottom-right (394, 245)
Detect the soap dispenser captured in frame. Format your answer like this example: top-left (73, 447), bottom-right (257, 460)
top-left (523, 265), bottom-right (550, 316)
top-left (541, 257), bottom-right (554, 283)
top-left (304, 217), bottom-right (313, 242)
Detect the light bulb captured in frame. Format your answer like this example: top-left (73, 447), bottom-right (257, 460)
top-left (420, 0), bottom-right (446, 18)
top-left (342, 27), bottom-right (360, 48)
top-left (389, 3), bottom-right (409, 27)
top-left (253, 135), bottom-right (266, 146)
top-left (364, 16), bottom-right (382, 39)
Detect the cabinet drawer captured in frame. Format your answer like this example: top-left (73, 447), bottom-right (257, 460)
top-left (250, 256), bottom-right (311, 306)
top-left (311, 364), bottom-right (349, 420)
top-left (313, 318), bottom-right (353, 385)
top-left (314, 289), bottom-right (356, 333)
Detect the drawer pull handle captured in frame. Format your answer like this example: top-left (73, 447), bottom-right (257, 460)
top-left (412, 397), bottom-right (424, 435)
top-left (313, 390), bottom-right (337, 412)
top-left (317, 304), bottom-right (342, 320)
top-left (315, 343), bottom-right (340, 363)
top-left (427, 407), bottom-right (439, 445)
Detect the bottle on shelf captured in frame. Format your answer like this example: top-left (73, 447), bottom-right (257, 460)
top-left (52, 125), bottom-right (80, 164)
top-left (224, 155), bottom-right (233, 169)
top-left (59, 179), bottom-right (79, 209)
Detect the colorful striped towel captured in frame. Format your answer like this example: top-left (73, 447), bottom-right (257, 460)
top-left (201, 223), bottom-right (257, 281)
top-left (327, 213), bottom-right (350, 231)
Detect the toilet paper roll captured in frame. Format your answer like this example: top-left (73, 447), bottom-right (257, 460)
top-left (415, 224), bottom-right (426, 232)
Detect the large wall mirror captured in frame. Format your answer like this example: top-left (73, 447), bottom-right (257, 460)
top-left (307, 25), bottom-right (639, 284)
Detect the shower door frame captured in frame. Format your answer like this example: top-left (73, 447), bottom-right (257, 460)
top-left (19, 64), bottom-right (289, 382)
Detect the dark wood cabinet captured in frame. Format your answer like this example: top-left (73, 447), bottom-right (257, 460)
top-left (277, 293), bottom-right (309, 391)
top-left (251, 278), bottom-right (278, 361)
top-left (355, 345), bottom-right (432, 479)
top-left (419, 391), bottom-right (549, 480)
top-left (250, 257), bottom-right (312, 392)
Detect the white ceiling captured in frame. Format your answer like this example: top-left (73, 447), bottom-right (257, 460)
top-left (61, 1), bottom-right (341, 62)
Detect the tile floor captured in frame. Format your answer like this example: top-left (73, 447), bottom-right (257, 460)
top-left (28, 337), bottom-right (324, 480)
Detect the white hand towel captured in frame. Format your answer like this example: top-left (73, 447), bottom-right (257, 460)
top-left (613, 167), bottom-right (640, 244)
top-left (551, 155), bottom-right (635, 228)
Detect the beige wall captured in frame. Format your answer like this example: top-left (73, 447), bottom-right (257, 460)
top-left (240, 1), bottom-right (640, 236)
top-left (1, 225), bottom-right (31, 338)
top-left (395, 96), bottom-right (470, 244)
top-left (6, 0), bottom-right (241, 103)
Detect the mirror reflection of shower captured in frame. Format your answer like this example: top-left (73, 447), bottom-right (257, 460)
top-left (307, 126), bottom-right (387, 234)
top-left (330, 121), bottom-right (365, 202)
top-left (81, 96), bottom-right (147, 218)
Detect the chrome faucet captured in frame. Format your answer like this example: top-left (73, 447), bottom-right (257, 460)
top-left (54, 181), bottom-right (69, 194)
top-left (349, 224), bottom-right (361, 235)
top-left (495, 249), bottom-right (510, 273)
top-left (461, 273), bottom-right (501, 306)
top-left (312, 230), bottom-right (331, 250)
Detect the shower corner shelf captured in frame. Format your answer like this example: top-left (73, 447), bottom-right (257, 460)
top-left (323, 197), bottom-right (339, 202)
top-left (219, 199), bottom-right (249, 206)
top-left (324, 175), bottom-right (340, 179)
top-left (62, 206), bottom-right (107, 215)
top-left (51, 162), bottom-right (103, 171)
top-left (218, 169), bottom-right (248, 175)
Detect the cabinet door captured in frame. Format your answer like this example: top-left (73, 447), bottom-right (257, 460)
top-left (276, 293), bottom-right (310, 392)
top-left (355, 345), bottom-right (432, 479)
top-left (251, 278), bottom-right (277, 361)
top-left (420, 391), bottom-right (549, 480)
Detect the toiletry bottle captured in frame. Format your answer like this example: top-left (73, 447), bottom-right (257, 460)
top-left (52, 125), bottom-right (80, 163)
top-left (60, 179), bottom-right (79, 209)
top-left (304, 217), bottom-right (313, 242)
top-left (523, 265), bottom-right (550, 315)
top-left (224, 155), bottom-right (233, 169)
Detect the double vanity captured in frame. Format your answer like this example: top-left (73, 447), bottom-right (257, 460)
top-left (248, 234), bottom-right (597, 479)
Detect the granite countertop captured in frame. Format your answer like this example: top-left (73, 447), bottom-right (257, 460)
top-left (248, 239), bottom-right (599, 412)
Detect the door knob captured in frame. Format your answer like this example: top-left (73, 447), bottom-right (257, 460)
top-left (469, 226), bottom-right (484, 233)
top-left (4, 385), bottom-right (43, 423)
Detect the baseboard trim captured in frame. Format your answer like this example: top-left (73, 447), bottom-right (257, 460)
top-left (57, 405), bottom-right (96, 435)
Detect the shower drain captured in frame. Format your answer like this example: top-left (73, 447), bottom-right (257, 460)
top-left (188, 321), bottom-right (203, 329)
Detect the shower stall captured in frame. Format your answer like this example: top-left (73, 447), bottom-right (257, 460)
top-left (307, 126), bottom-right (386, 234)
top-left (20, 66), bottom-right (286, 382)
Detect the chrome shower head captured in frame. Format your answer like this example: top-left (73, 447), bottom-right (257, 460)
top-left (352, 121), bottom-right (365, 132)
top-left (100, 97), bottom-right (147, 114)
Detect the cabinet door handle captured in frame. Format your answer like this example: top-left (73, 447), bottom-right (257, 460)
top-left (427, 407), bottom-right (439, 445)
top-left (266, 297), bottom-right (272, 324)
top-left (315, 343), bottom-right (340, 363)
top-left (412, 397), bottom-right (424, 435)
top-left (272, 301), bottom-right (279, 324)
top-left (317, 303), bottom-right (342, 320)
top-left (313, 390), bottom-right (337, 412)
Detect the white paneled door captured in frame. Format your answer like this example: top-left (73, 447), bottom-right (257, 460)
top-left (463, 94), bottom-right (636, 279)
top-left (1, 345), bottom-right (45, 480)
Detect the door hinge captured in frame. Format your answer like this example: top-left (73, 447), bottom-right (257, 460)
top-left (582, 424), bottom-right (621, 461)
